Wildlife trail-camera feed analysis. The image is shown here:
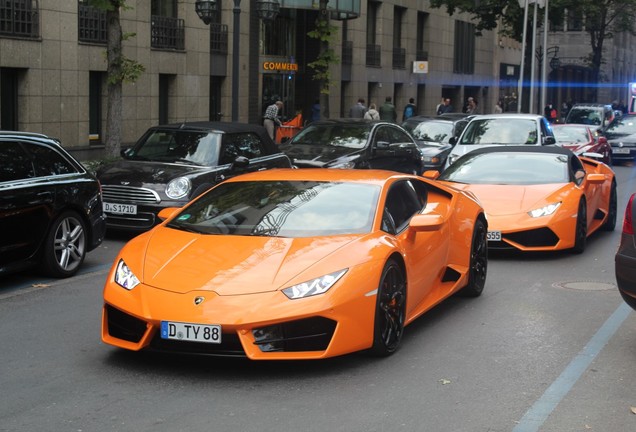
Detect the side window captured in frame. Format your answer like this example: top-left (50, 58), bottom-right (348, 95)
top-left (29, 144), bottom-right (78, 176)
top-left (382, 181), bottom-right (423, 233)
top-left (221, 133), bottom-right (265, 163)
top-left (0, 141), bottom-right (35, 182)
top-left (388, 126), bottom-right (414, 144)
top-left (375, 126), bottom-right (390, 144)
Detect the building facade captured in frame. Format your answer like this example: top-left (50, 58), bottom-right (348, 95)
top-left (6, 1), bottom-right (631, 157)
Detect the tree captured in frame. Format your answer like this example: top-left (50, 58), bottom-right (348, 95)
top-left (430, 0), bottom-right (636, 99)
top-left (88, 0), bottom-right (145, 158)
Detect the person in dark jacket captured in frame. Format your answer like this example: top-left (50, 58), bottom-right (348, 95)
top-left (349, 98), bottom-right (367, 118)
top-left (379, 96), bottom-right (397, 122)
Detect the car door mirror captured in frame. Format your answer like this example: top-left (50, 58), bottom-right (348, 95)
top-left (158, 207), bottom-right (180, 221)
top-left (586, 173), bottom-right (605, 184)
top-left (422, 170), bottom-right (440, 180)
top-left (376, 140), bottom-right (391, 149)
top-left (449, 136), bottom-right (457, 145)
top-left (543, 136), bottom-right (556, 145)
top-left (409, 213), bottom-right (444, 232)
top-left (231, 155), bottom-right (250, 169)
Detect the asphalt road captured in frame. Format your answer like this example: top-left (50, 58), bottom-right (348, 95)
top-left (1, 165), bottom-right (635, 432)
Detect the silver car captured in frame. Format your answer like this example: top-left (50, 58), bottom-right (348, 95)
top-left (445, 113), bottom-right (556, 167)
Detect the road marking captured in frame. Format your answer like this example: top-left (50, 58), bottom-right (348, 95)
top-left (513, 302), bottom-right (632, 432)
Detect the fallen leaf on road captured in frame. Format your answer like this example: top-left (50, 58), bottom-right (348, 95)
top-left (631, 406), bottom-right (636, 414)
top-left (439, 379), bottom-right (451, 385)
top-left (32, 283), bottom-right (50, 288)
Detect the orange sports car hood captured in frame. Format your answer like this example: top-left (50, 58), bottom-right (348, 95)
top-left (448, 183), bottom-right (567, 216)
top-left (140, 228), bottom-right (361, 295)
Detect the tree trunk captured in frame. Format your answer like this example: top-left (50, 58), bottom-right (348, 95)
top-left (105, 7), bottom-right (123, 158)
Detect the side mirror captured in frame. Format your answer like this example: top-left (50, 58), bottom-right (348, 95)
top-left (449, 136), bottom-right (457, 145)
top-left (158, 207), bottom-right (181, 221)
top-left (409, 213), bottom-right (444, 232)
top-left (376, 141), bottom-right (391, 149)
top-left (422, 170), bottom-right (440, 180)
top-left (231, 156), bottom-right (250, 169)
top-left (586, 173), bottom-right (606, 184)
top-left (543, 136), bottom-right (556, 145)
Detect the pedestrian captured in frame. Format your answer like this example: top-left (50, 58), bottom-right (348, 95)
top-left (263, 100), bottom-right (283, 140)
top-left (310, 99), bottom-right (321, 123)
top-left (439, 98), bottom-right (453, 114)
top-left (465, 98), bottom-right (478, 115)
top-left (403, 97), bottom-right (417, 121)
top-left (494, 100), bottom-right (503, 114)
top-left (464, 97), bottom-right (474, 114)
top-left (436, 98), bottom-right (445, 115)
top-left (544, 103), bottom-right (557, 123)
top-left (364, 103), bottom-right (380, 120)
top-left (349, 98), bottom-right (367, 118)
top-left (379, 96), bottom-right (397, 122)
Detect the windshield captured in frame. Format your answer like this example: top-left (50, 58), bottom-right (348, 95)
top-left (459, 118), bottom-right (538, 145)
top-left (167, 180), bottom-right (380, 237)
top-left (128, 130), bottom-right (220, 165)
top-left (567, 108), bottom-right (603, 125)
top-left (553, 126), bottom-right (589, 144)
top-left (290, 124), bottom-right (370, 149)
top-left (403, 121), bottom-right (453, 143)
top-left (439, 152), bottom-right (570, 185)
top-left (604, 116), bottom-right (636, 137)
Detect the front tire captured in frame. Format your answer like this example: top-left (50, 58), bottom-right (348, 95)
top-left (601, 181), bottom-right (617, 231)
top-left (572, 199), bottom-right (587, 254)
top-left (370, 259), bottom-right (406, 356)
top-left (461, 218), bottom-right (487, 297)
top-left (42, 211), bottom-right (87, 278)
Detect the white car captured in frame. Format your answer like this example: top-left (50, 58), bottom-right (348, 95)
top-left (445, 113), bottom-right (557, 167)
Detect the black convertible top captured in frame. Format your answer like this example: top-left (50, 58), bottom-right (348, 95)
top-left (466, 145), bottom-right (574, 157)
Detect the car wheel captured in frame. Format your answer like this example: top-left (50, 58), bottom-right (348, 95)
top-left (460, 218), bottom-right (488, 297)
top-left (370, 259), bottom-right (406, 356)
top-left (602, 181), bottom-right (617, 231)
top-left (572, 199), bottom-right (587, 254)
top-left (42, 211), bottom-right (87, 278)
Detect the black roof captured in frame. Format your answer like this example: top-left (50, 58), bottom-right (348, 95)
top-left (468, 145), bottom-right (574, 157)
top-left (149, 121), bottom-right (270, 134)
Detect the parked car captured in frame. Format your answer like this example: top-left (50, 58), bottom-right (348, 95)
top-left (445, 113), bottom-right (556, 167)
top-left (428, 145), bottom-right (616, 254)
top-left (101, 168), bottom-right (487, 359)
top-left (0, 132), bottom-right (106, 277)
top-left (615, 193), bottom-right (636, 310)
top-left (279, 119), bottom-right (423, 174)
top-left (402, 115), bottom-right (472, 171)
top-left (96, 122), bottom-right (292, 231)
top-left (565, 103), bottom-right (616, 129)
top-left (552, 123), bottom-right (613, 165)
top-left (602, 114), bottom-right (636, 164)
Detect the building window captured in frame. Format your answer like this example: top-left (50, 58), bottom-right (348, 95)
top-left (453, 20), bottom-right (475, 75)
top-left (366, 1), bottom-right (381, 67)
top-left (159, 74), bottom-right (175, 125)
top-left (0, 0), bottom-right (39, 39)
top-left (78, 0), bottom-right (106, 44)
top-left (89, 71), bottom-right (104, 144)
top-left (341, 20), bottom-right (352, 65)
top-left (210, 23), bottom-right (228, 54)
top-left (392, 6), bottom-right (405, 69)
top-left (261, 12), bottom-right (295, 56)
top-left (151, 0), bottom-right (184, 50)
top-left (416, 11), bottom-right (429, 61)
top-left (567, 8), bottom-right (583, 31)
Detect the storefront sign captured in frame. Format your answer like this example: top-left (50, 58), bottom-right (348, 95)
top-left (262, 62), bottom-right (299, 73)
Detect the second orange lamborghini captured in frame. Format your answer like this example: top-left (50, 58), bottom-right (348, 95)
top-left (430, 146), bottom-right (616, 253)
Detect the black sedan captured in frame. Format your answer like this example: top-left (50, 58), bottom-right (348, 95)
top-left (279, 119), bottom-right (423, 174)
top-left (402, 115), bottom-right (472, 171)
top-left (0, 132), bottom-right (106, 277)
top-left (615, 193), bottom-right (636, 310)
top-left (603, 114), bottom-right (636, 163)
top-left (97, 122), bottom-right (292, 231)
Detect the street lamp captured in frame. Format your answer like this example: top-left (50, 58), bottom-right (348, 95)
top-left (196, 0), bottom-right (280, 122)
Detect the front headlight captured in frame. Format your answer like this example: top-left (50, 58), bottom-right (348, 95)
top-left (282, 269), bottom-right (348, 299)
top-left (528, 202), bottom-right (561, 218)
top-left (330, 160), bottom-right (356, 169)
top-left (114, 259), bottom-right (140, 290)
top-left (166, 177), bottom-right (191, 199)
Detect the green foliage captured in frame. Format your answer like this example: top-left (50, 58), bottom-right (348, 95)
top-left (87, 0), bottom-right (129, 11)
top-left (307, 17), bottom-right (340, 95)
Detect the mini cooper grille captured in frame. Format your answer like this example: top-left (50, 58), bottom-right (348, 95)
top-left (106, 305), bottom-right (148, 343)
top-left (253, 317), bottom-right (337, 353)
top-left (504, 227), bottom-right (560, 247)
top-left (102, 185), bottom-right (161, 204)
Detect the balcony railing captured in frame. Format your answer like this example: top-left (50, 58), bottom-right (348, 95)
top-left (366, 44), bottom-right (381, 67)
top-left (392, 47), bottom-right (406, 69)
top-left (210, 23), bottom-right (228, 54)
top-left (0, 0), bottom-right (39, 38)
top-left (78, 1), bottom-right (106, 44)
top-left (341, 40), bottom-right (353, 65)
top-left (151, 15), bottom-right (185, 50)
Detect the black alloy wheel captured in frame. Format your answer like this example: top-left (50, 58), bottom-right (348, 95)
top-left (572, 199), bottom-right (587, 254)
top-left (42, 211), bottom-right (87, 277)
top-left (461, 218), bottom-right (488, 297)
top-left (601, 181), bottom-right (617, 231)
top-left (370, 259), bottom-right (406, 356)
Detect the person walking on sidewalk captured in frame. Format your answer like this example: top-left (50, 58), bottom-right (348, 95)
top-left (263, 100), bottom-right (283, 140)
top-left (379, 96), bottom-right (397, 123)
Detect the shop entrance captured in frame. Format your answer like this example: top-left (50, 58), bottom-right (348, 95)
top-left (262, 73), bottom-right (295, 122)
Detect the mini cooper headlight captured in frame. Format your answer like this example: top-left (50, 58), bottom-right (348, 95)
top-left (115, 259), bottom-right (140, 290)
top-left (166, 177), bottom-right (191, 199)
top-left (330, 160), bottom-right (356, 169)
top-left (528, 202), bottom-right (561, 218)
top-left (282, 269), bottom-right (348, 299)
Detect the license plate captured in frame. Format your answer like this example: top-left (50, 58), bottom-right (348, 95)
top-left (613, 148), bottom-right (631, 154)
top-left (487, 231), bottom-right (502, 241)
top-left (160, 321), bottom-right (222, 344)
top-left (104, 202), bottom-right (137, 215)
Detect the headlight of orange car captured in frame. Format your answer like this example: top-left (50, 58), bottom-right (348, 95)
top-left (114, 259), bottom-right (140, 290)
top-left (528, 202), bottom-right (561, 218)
top-left (282, 269), bottom-right (348, 299)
